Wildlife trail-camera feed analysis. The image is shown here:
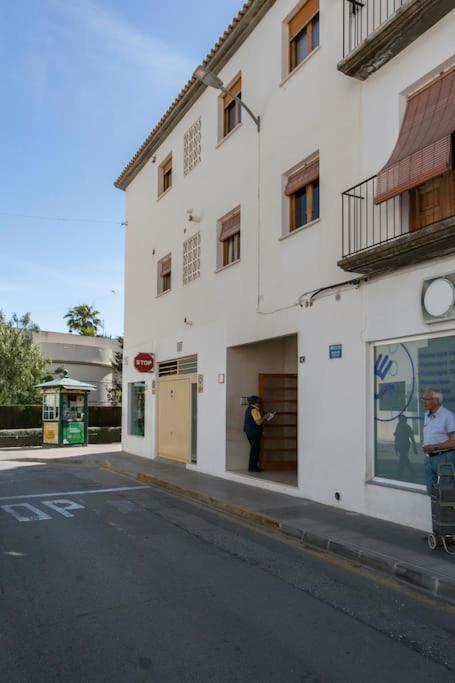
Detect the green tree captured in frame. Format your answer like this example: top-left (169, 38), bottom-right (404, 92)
top-left (0, 311), bottom-right (48, 405)
top-left (108, 336), bottom-right (123, 406)
top-left (64, 304), bottom-right (101, 336)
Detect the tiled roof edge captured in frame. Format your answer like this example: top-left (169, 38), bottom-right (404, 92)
top-left (114, 0), bottom-right (276, 191)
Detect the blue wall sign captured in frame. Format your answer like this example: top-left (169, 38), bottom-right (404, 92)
top-left (329, 344), bottom-right (342, 359)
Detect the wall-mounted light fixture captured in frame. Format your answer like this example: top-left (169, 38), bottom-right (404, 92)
top-left (193, 65), bottom-right (260, 132)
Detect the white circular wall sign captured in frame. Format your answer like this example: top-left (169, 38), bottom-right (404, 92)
top-left (423, 278), bottom-right (454, 318)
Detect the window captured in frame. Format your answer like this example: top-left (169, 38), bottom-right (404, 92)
top-left (184, 118), bottom-right (202, 176)
top-left (410, 170), bottom-right (455, 232)
top-left (288, 0), bottom-right (319, 73)
top-left (373, 335), bottom-right (455, 486)
top-left (218, 208), bottom-right (240, 268)
top-left (183, 232), bottom-right (201, 284)
top-left (129, 382), bottom-right (145, 436)
top-left (158, 254), bottom-right (172, 294)
top-left (222, 76), bottom-right (241, 138)
top-left (43, 393), bottom-right (59, 420)
top-left (285, 155), bottom-right (319, 232)
top-left (158, 155), bottom-right (172, 196)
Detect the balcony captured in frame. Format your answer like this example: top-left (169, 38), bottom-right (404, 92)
top-left (338, 0), bottom-right (454, 81)
top-left (338, 173), bottom-right (455, 275)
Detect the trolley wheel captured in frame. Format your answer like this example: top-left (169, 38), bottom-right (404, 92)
top-left (427, 534), bottom-right (439, 550)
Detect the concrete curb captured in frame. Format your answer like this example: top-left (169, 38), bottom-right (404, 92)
top-left (99, 460), bottom-right (455, 607)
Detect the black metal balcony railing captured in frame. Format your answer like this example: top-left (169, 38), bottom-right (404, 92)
top-left (342, 175), bottom-right (407, 257)
top-left (342, 0), bottom-right (407, 58)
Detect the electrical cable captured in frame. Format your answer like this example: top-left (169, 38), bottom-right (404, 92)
top-left (0, 212), bottom-right (124, 225)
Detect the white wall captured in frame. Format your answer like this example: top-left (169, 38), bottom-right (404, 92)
top-left (121, 0), bottom-right (455, 531)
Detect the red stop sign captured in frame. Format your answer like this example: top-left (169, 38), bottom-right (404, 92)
top-left (134, 353), bottom-right (155, 373)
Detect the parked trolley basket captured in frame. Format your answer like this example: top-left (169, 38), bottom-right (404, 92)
top-left (428, 463), bottom-right (455, 555)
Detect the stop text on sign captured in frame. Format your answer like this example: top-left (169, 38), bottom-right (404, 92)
top-left (134, 353), bottom-right (155, 373)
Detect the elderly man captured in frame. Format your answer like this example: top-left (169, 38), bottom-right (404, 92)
top-left (422, 389), bottom-right (455, 494)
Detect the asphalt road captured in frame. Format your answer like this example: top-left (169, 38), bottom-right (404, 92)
top-left (0, 459), bottom-right (454, 683)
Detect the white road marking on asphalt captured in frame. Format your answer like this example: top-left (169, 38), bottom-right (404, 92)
top-left (42, 500), bottom-right (85, 518)
top-left (1, 503), bottom-right (52, 522)
top-left (0, 485), bottom-right (149, 502)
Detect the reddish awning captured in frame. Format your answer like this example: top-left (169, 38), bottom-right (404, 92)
top-left (285, 156), bottom-right (319, 196)
top-left (375, 66), bottom-right (455, 204)
top-left (160, 257), bottom-right (171, 276)
top-left (219, 210), bottom-right (240, 241)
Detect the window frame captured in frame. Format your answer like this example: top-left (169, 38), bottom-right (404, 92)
top-left (219, 74), bottom-right (242, 142)
top-left (158, 154), bottom-right (173, 198)
top-left (217, 207), bottom-right (241, 270)
top-left (287, 0), bottom-right (320, 75)
top-left (157, 254), bottom-right (172, 295)
top-left (128, 381), bottom-right (145, 437)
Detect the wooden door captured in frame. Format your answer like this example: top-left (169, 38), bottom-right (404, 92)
top-left (410, 170), bottom-right (455, 231)
top-left (158, 375), bottom-right (192, 463)
top-left (258, 373), bottom-right (297, 471)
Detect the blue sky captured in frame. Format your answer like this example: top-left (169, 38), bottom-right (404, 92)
top-left (0, 0), bottom-right (244, 338)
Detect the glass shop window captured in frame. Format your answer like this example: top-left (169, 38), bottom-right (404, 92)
top-left (373, 335), bottom-right (455, 486)
top-left (43, 394), bottom-right (59, 421)
top-left (129, 382), bottom-right (145, 437)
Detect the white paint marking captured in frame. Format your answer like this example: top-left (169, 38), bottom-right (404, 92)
top-left (42, 500), bottom-right (85, 518)
top-left (0, 485), bottom-right (148, 503)
top-left (1, 503), bottom-right (52, 522)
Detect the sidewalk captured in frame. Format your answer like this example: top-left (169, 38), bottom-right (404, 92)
top-left (92, 450), bottom-right (455, 606)
top-left (1, 445), bottom-right (454, 605)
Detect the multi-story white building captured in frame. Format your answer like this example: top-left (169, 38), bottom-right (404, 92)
top-left (116, 0), bottom-right (455, 532)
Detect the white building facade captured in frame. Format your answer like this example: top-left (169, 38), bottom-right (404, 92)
top-left (116, 0), bottom-right (455, 532)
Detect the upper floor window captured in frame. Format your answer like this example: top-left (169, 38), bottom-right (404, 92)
top-left (218, 208), bottom-right (240, 268)
top-left (288, 0), bottom-right (319, 73)
top-left (158, 254), bottom-right (172, 294)
top-left (285, 155), bottom-right (320, 232)
top-left (158, 155), bottom-right (172, 197)
top-left (222, 75), bottom-right (242, 139)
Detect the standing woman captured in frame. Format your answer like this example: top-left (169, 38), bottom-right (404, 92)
top-left (243, 395), bottom-right (271, 472)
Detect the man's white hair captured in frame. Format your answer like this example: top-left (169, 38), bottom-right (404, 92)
top-left (426, 389), bottom-right (443, 403)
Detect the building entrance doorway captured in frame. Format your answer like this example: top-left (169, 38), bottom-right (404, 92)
top-left (158, 356), bottom-right (197, 463)
top-left (226, 334), bottom-right (298, 486)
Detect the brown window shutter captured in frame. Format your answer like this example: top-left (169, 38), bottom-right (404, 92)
top-left (223, 76), bottom-right (242, 108)
top-left (288, 0), bottom-right (319, 41)
top-left (160, 256), bottom-right (171, 276)
top-left (285, 156), bottom-right (319, 196)
top-left (219, 209), bottom-right (241, 241)
top-left (162, 157), bottom-right (172, 175)
top-left (375, 66), bottom-right (455, 204)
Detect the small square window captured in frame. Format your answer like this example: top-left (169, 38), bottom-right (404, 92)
top-left (218, 208), bottom-right (240, 268)
top-left (220, 75), bottom-right (242, 140)
top-left (158, 155), bottom-right (172, 197)
top-left (158, 254), bottom-right (172, 294)
top-left (285, 155), bottom-right (319, 233)
top-left (288, 0), bottom-right (319, 73)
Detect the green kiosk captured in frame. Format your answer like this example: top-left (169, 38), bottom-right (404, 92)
top-left (36, 370), bottom-right (95, 446)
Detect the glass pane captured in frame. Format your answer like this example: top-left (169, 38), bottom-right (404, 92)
top-left (294, 187), bottom-right (307, 228)
top-left (374, 336), bottom-right (455, 485)
top-left (313, 180), bottom-right (320, 220)
top-left (312, 14), bottom-right (320, 50)
top-left (294, 27), bottom-right (308, 66)
top-left (130, 382), bottom-right (145, 436)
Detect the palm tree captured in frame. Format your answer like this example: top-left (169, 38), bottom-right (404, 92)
top-left (64, 305), bottom-right (101, 336)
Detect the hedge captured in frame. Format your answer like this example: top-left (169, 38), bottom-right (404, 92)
top-left (0, 427), bottom-right (121, 448)
top-left (0, 405), bottom-right (121, 429)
